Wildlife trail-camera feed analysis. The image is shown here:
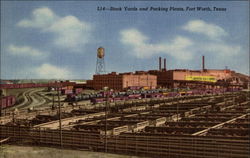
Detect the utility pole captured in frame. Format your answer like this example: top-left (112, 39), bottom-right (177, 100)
top-left (52, 93), bottom-right (55, 110)
top-left (0, 89), bottom-right (4, 117)
top-left (57, 84), bottom-right (62, 148)
top-left (103, 86), bottom-right (109, 152)
top-left (177, 98), bottom-right (179, 123)
top-left (0, 95), bottom-right (2, 117)
top-left (105, 92), bottom-right (108, 152)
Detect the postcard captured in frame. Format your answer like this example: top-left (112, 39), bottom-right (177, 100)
top-left (1, 0), bottom-right (249, 158)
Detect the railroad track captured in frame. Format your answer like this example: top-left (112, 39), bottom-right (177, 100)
top-left (7, 89), bottom-right (34, 110)
top-left (24, 88), bottom-right (54, 109)
top-left (38, 93), bottom-right (51, 102)
top-left (9, 88), bottom-right (49, 110)
top-left (24, 89), bottom-right (33, 107)
top-left (34, 91), bottom-right (52, 107)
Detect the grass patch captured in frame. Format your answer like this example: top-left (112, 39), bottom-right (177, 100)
top-left (0, 145), bottom-right (141, 158)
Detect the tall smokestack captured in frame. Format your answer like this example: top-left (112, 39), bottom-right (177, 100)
top-left (202, 55), bottom-right (205, 71)
top-left (159, 57), bottom-right (162, 71)
top-left (164, 58), bottom-right (166, 71)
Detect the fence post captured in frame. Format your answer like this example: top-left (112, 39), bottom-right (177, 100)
top-left (125, 135), bottom-right (127, 154)
top-left (135, 134), bottom-right (137, 155)
top-left (39, 127), bottom-right (41, 145)
top-left (19, 126), bottom-right (21, 142)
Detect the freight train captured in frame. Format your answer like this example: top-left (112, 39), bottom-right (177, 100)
top-left (0, 81), bottom-right (76, 89)
top-left (66, 87), bottom-right (242, 104)
top-left (0, 96), bottom-right (16, 109)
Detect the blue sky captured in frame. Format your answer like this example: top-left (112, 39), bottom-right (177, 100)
top-left (1, 1), bottom-right (249, 79)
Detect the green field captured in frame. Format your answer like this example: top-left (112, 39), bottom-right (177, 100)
top-left (0, 145), bottom-right (140, 158)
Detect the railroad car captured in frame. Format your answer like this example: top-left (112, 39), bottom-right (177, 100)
top-left (0, 97), bottom-right (7, 108)
top-left (128, 94), bottom-right (142, 99)
top-left (66, 88), bottom-right (242, 104)
top-left (143, 93), bottom-right (163, 98)
top-left (75, 94), bottom-right (90, 101)
top-left (90, 98), bottom-right (106, 104)
top-left (167, 92), bottom-right (179, 97)
top-left (0, 96), bottom-right (16, 109)
top-left (61, 89), bottom-right (73, 95)
top-left (179, 91), bottom-right (187, 96)
top-left (162, 92), bottom-right (169, 97)
top-left (186, 91), bottom-right (193, 96)
top-left (128, 86), bottom-right (142, 90)
top-left (0, 82), bottom-right (75, 89)
top-left (74, 88), bottom-right (83, 94)
top-left (113, 96), bottom-right (128, 101)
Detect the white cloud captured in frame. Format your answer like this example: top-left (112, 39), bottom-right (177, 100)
top-left (17, 7), bottom-right (56, 28)
top-left (17, 7), bottom-right (92, 52)
top-left (201, 43), bottom-right (241, 56)
top-left (48, 16), bottom-right (91, 50)
top-left (7, 44), bottom-right (47, 57)
top-left (182, 20), bottom-right (228, 39)
top-left (120, 29), bottom-right (194, 60)
top-left (120, 29), bottom-right (148, 46)
top-left (120, 26), bottom-right (242, 61)
top-left (34, 63), bottom-right (72, 79)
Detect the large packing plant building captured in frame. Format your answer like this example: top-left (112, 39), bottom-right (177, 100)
top-left (148, 56), bottom-right (248, 89)
top-left (86, 72), bottom-right (157, 90)
top-left (149, 69), bottom-right (245, 89)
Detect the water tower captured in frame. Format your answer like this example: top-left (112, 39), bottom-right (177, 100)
top-left (96, 47), bottom-right (106, 74)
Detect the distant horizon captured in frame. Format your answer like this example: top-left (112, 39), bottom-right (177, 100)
top-left (0, 79), bottom-right (87, 81)
top-left (1, 1), bottom-right (249, 79)
top-left (1, 66), bottom-right (249, 81)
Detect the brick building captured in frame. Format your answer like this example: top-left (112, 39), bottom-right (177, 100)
top-left (148, 57), bottom-right (249, 89)
top-left (149, 69), bottom-right (230, 88)
top-left (86, 72), bottom-right (157, 90)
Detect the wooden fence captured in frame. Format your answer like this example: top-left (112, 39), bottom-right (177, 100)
top-left (0, 125), bottom-right (249, 158)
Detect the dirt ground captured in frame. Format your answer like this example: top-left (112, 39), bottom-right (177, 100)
top-left (0, 145), bottom-right (140, 158)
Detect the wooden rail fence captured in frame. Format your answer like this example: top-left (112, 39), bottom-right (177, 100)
top-left (0, 125), bottom-right (249, 158)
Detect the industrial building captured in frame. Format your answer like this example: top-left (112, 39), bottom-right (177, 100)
top-left (148, 56), bottom-right (249, 89)
top-left (86, 55), bottom-right (249, 90)
top-left (86, 72), bottom-right (157, 90)
top-left (148, 68), bottom-right (246, 89)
